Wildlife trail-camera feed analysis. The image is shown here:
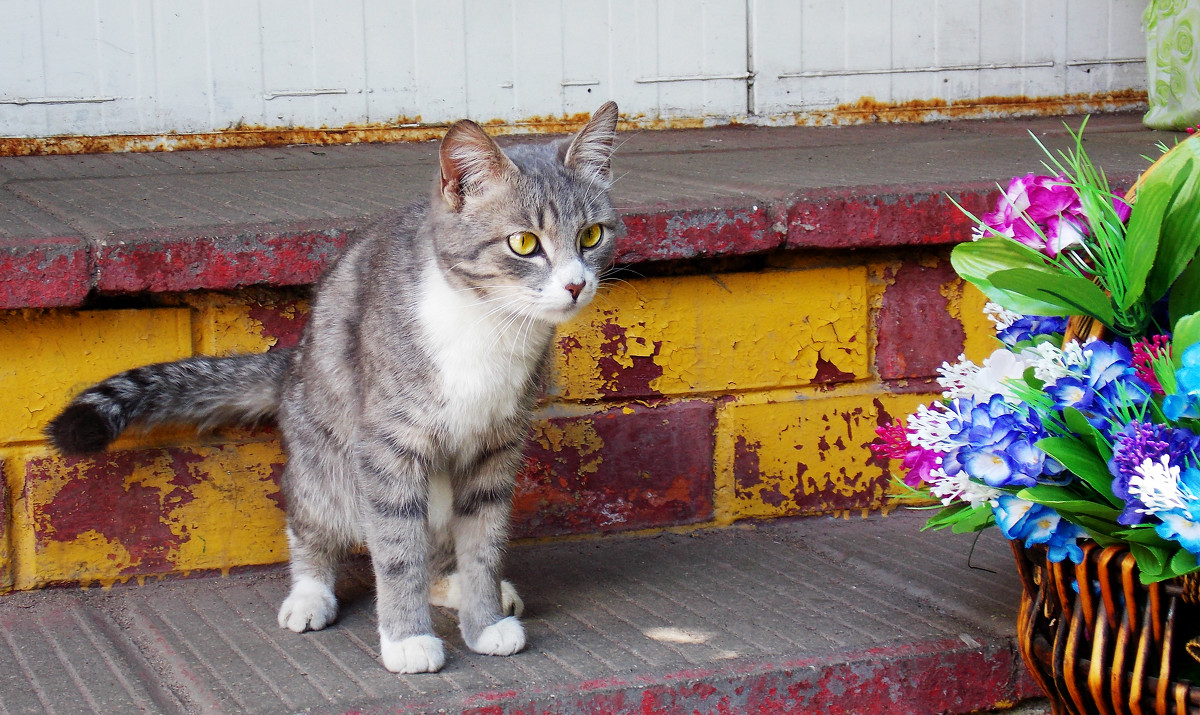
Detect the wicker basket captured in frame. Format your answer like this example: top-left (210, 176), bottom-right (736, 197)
top-left (1011, 541), bottom-right (1200, 714)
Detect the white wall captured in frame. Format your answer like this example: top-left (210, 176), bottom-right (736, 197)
top-left (0, 0), bottom-right (1148, 139)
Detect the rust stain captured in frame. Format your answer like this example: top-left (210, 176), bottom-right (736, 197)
top-left (0, 112), bottom-right (704, 157)
top-left (812, 89), bottom-right (1147, 125)
top-left (0, 89), bottom-right (1142, 157)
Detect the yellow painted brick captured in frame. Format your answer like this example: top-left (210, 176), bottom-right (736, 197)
top-left (0, 309), bottom-right (192, 445)
top-left (183, 291), bottom-right (309, 357)
top-left (715, 389), bottom-right (895, 521)
top-left (555, 268), bottom-right (869, 400)
top-left (7, 440), bottom-right (287, 589)
top-left (957, 283), bottom-right (997, 363)
top-left (0, 450), bottom-right (11, 592)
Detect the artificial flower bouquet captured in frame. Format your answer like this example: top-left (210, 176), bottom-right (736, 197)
top-left (874, 123), bottom-right (1200, 584)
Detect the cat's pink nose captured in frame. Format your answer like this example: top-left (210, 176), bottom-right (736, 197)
top-left (565, 281), bottom-right (585, 301)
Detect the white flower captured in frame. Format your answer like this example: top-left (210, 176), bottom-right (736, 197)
top-left (928, 468), bottom-right (1001, 507)
top-left (1026, 339), bottom-right (1088, 385)
top-left (906, 402), bottom-right (959, 453)
top-left (1129, 456), bottom-right (1190, 515)
top-left (938, 349), bottom-right (1030, 402)
top-left (983, 302), bottom-right (1021, 333)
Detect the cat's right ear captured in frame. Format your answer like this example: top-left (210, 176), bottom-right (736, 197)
top-left (438, 120), bottom-right (515, 211)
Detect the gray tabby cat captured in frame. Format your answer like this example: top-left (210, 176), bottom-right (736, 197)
top-left (46, 102), bottom-right (621, 674)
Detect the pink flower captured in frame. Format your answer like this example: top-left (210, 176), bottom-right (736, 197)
top-left (982, 174), bottom-right (1087, 257)
top-left (1132, 335), bottom-right (1171, 395)
top-left (872, 419), bottom-right (944, 487)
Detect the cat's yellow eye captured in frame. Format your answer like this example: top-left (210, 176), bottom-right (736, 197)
top-left (508, 231), bottom-right (540, 256)
top-left (579, 224), bottom-right (603, 249)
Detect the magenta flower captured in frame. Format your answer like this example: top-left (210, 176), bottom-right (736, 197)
top-left (872, 420), bottom-right (943, 487)
top-left (982, 173), bottom-right (1087, 257)
top-left (1132, 335), bottom-right (1170, 395)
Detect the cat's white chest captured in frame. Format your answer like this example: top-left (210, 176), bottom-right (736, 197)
top-left (418, 270), bottom-right (545, 444)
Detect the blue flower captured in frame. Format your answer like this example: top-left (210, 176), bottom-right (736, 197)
top-left (1053, 340), bottom-right (1152, 430)
top-left (1156, 510), bottom-right (1200, 555)
top-left (1164, 343), bottom-right (1200, 420)
top-left (992, 495), bottom-right (1085, 563)
top-left (996, 315), bottom-right (1068, 347)
top-left (1046, 376), bottom-right (1094, 412)
top-left (1045, 521), bottom-right (1086, 563)
top-left (943, 396), bottom-right (1048, 488)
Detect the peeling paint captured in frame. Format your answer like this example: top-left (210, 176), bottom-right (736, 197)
top-left (177, 291), bottom-right (310, 356)
top-left (10, 441), bottom-right (287, 589)
top-left (554, 269), bottom-right (870, 401)
top-left (0, 309), bottom-right (192, 444)
top-left (717, 391), bottom-right (894, 520)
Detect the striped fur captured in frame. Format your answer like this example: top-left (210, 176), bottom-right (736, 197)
top-left (47, 351), bottom-right (290, 455)
top-left (46, 102), bottom-right (621, 675)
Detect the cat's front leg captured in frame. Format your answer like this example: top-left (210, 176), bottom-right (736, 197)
top-left (452, 444), bottom-right (527, 657)
top-left (359, 433), bottom-right (445, 674)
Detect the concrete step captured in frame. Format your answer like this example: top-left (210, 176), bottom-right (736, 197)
top-left (0, 112), bottom-right (1176, 309)
top-left (0, 511), bottom-right (1040, 714)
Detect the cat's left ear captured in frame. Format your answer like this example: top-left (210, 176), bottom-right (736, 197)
top-left (439, 119), bottom-right (517, 211)
top-left (563, 101), bottom-right (619, 184)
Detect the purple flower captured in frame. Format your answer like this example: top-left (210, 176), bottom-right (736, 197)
top-left (1058, 341), bottom-right (1152, 430)
top-left (996, 314), bottom-right (1069, 347)
top-left (942, 395), bottom-right (1049, 489)
top-left (1108, 421), bottom-right (1200, 524)
top-left (982, 174), bottom-right (1087, 257)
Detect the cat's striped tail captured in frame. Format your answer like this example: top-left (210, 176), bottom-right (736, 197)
top-left (46, 350), bottom-right (293, 455)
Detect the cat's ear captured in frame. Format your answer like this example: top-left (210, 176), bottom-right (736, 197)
top-left (563, 101), bottom-right (618, 184)
top-left (438, 120), bottom-right (515, 211)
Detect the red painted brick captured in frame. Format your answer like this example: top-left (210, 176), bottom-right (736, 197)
top-left (616, 204), bottom-right (783, 264)
top-left (513, 401), bottom-right (716, 538)
top-left (409, 638), bottom-right (1040, 714)
top-left (786, 187), bottom-right (992, 249)
top-left (876, 259), bottom-right (966, 380)
top-left (97, 221), bottom-right (354, 294)
top-left (0, 236), bottom-right (91, 309)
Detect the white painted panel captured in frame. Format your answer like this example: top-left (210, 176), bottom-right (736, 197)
top-left (560, 0), bottom-right (611, 116)
top-left (362, 0), bottom-right (419, 124)
top-left (0, 0), bottom-right (1150, 140)
top-left (412, 1), bottom-right (468, 123)
top-left (753, 0), bottom-right (1147, 117)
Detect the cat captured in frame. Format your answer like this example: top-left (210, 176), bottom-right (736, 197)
top-left (45, 101), bottom-right (621, 674)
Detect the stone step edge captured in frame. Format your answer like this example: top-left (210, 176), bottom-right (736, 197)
top-left (369, 636), bottom-right (1040, 714)
top-left (0, 181), bottom-right (1032, 310)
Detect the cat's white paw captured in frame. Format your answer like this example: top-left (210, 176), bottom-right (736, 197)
top-left (468, 616), bottom-right (525, 656)
top-left (429, 573), bottom-right (523, 617)
top-left (278, 579), bottom-right (338, 633)
top-left (500, 580), bottom-right (524, 617)
top-left (429, 573), bottom-right (462, 610)
top-left (379, 633), bottom-right (446, 674)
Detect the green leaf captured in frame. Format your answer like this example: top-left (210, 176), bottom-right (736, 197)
top-left (1169, 548), bottom-right (1199, 579)
top-left (989, 268), bottom-right (1115, 323)
top-left (1169, 259), bottom-right (1200, 329)
top-left (1114, 526), bottom-right (1173, 547)
top-left (1062, 407), bottom-right (1114, 461)
top-left (1069, 513), bottom-right (1122, 540)
top-left (1123, 172), bottom-right (1180, 308)
top-left (921, 502), bottom-right (972, 531)
top-left (950, 505), bottom-right (996, 534)
top-left (1130, 542), bottom-right (1170, 579)
top-left (1173, 312), bottom-right (1200, 368)
top-left (1015, 484), bottom-right (1122, 521)
top-left (950, 239), bottom-right (1072, 315)
top-left (1146, 157), bottom-right (1200, 302)
top-left (1036, 436), bottom-right (1120, 507)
